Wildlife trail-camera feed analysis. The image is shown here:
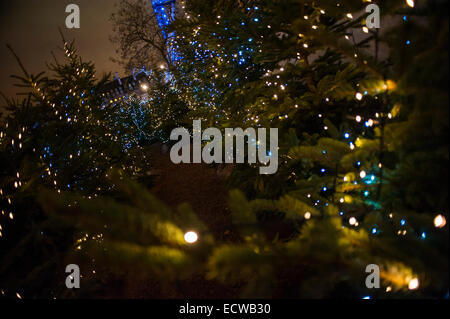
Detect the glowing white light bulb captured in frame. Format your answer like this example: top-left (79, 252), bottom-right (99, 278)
top-left (360, 171), bottom-right (367, 179)
top-left (408, 278), bottom-right (419, 290)
top-left (356, 93), bottom-right (363, 101)
top-left (349, 217), bottom-right (357, 226)
top-left (184, 231), bottom-right (198, 244)
top-left (406, 0), bottom-right (415, 8)
top-left (434, 215), bottom-right (447, 228)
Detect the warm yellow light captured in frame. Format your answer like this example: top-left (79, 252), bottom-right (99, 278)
top-left (304, 212), bottom-right (311, 220)
top-left (349, 217), bottom-right (357, 226)
top-left (184, 231), bottom-right (198, 244)
top-left (386, 80), bottom-right (397, 90)
top-left (360, 171), bottom-right (367, 179)
top-left (406, 0), bottom-right (415, 8)
top-left (356, 92), bottom-right (363, 101)
top-left (141, 84), bottom-right (149, 91)
top-left (434, 215), bottom-right (447, 228)
top-left (408, 278), bottom-right (419, 290)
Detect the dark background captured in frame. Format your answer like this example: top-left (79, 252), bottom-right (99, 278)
top-left (0, 0), bottom-right (123, 103)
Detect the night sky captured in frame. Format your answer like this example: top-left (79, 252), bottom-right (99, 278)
top-left (0, 0), bottom-right (123, 101)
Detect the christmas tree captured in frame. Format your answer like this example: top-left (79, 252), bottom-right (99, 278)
top-left (0, 35), bottom-right (151, 297)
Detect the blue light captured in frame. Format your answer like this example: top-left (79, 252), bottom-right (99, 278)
top-left (364, 191), bottom-right (369, 197)
top-left (322, 187), bottom-right (327, 192)
top-left (406, 40), bottom-right (411, 45)
top-left (340, 212), bottom-right (344, 216)
top-left (421, 232), bottom-right (427, 239)
top-left (253, 18), bottom-right (259, 22)
top-left (152, 0), bottom-right (178, 60)
top-left (372, 228), bottom-right (377, 234)
top-left (403, 15), bottom-right (408, 21)
top-left (321, 168), bottom-right (326, 173)
top-left (363, 296), bottom-right (371, 300)
top-left (344, 133), bottom-right (350, 139)
top-left (357, 161), bottom-right (361, 166)
top-left (401, 219), bottom-right (406, 226)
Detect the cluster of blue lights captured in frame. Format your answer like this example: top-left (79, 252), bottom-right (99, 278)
top-left (152, 0), bottom-right (176, 28)
top-left (152, 0), bottom-right (178, 61)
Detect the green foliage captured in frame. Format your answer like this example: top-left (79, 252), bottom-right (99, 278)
top-left (0, 0), bottom-right (448, 299)
top-left (0, 37), bottom-right (151, 298)
top-left (168, 0), bottom-right (449, 298)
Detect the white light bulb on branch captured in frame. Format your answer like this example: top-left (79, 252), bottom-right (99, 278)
top-left (184, 231), bottom-right (198, 244)
top-left (408, 278), bottom-right (419, 290)
top-left (434, 215), bottom-right (447, 228)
